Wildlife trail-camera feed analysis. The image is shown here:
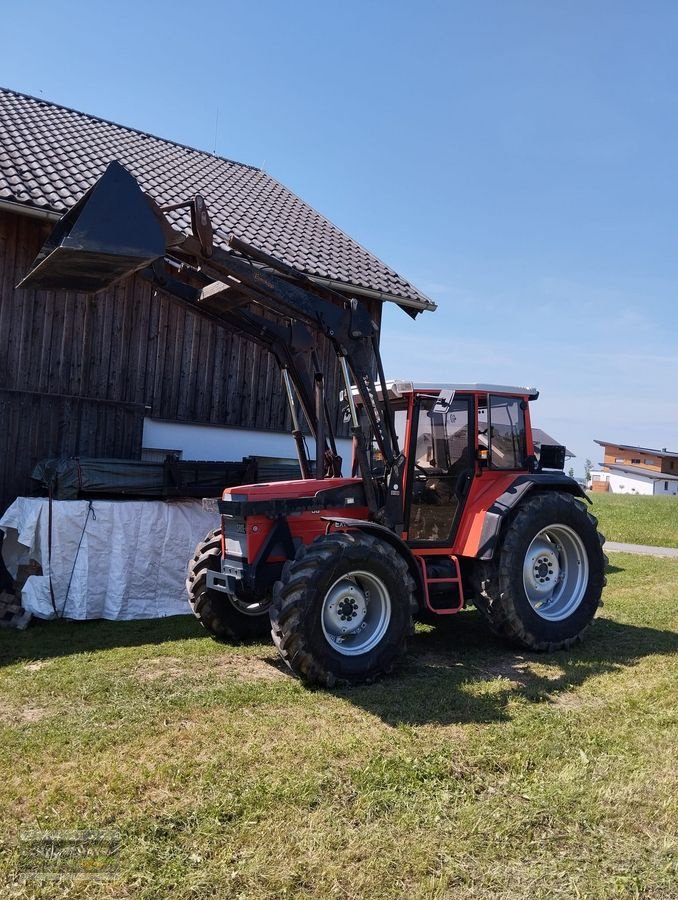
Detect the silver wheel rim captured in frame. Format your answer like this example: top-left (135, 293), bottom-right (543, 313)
top-left (321, 570), bottom-right (392, 656)
top-left (522, 524), bottom-right (589, 621)
top-left (227, 595), bottom-right (270, 617)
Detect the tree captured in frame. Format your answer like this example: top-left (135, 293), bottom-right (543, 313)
top-left (568, 467), bottom-right (575, 479)
top-left (584, 458), bottom-right (593, 484)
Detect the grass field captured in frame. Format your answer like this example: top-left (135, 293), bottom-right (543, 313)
top-left (0, 554), bottom-right (676, 899)
top-left (589, 493), bottom-right (678, 548)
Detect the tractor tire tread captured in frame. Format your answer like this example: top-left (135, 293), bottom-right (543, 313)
top-left (186, 529), bottom-right (270, 643)
top-left (474, 492), bottom-right (605, 652)
top-left (270, 531), bottom-right (414, 687)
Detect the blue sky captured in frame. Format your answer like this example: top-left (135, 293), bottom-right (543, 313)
top-left (3, 0), bottom-right (677, 474)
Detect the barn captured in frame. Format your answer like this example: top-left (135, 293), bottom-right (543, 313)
top-left (0, 87), bottom-right (435, 517)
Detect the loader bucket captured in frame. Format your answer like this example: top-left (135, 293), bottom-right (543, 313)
top-left (18, 161), bottom-right (166, 293)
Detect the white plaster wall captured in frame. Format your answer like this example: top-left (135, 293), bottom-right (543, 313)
top-left (142, 418), bottom-right (352, 468)
top-left (653, 478), bottom-right (678, 496)
top-left (607, 472), bottom-right (654, 495)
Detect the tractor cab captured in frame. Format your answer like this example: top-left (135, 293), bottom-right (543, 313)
top-left (356, 381), bottom-right (544, 550)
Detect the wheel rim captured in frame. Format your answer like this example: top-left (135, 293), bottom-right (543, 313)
top-left (321, 570), bottom-right (392, 656)
top-left (227, 595), bottom-right (270, 617)
top-left (522, 524), bottom-right (589, 621)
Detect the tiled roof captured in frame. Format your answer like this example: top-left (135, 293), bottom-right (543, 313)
top-left (0, 87), bottom-right (434, 311)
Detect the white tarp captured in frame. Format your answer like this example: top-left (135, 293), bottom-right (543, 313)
top-left (0, 497), bottom-right (217, 620)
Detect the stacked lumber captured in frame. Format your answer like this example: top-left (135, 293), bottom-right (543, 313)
top-left (0, 589), bottom-right (31, 629)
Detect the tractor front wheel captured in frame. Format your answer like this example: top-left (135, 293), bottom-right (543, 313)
top-left (475, 492), bottom-right (606, 651)
top-left (270, 531), bottom-right (415, 687)
top-left (186, 529), bottom-right (271, 642)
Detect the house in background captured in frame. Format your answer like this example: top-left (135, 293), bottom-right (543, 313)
top-left (0, 87), bottom-right (435, 514)
top-left (590, 440), bottom-right (678, 496)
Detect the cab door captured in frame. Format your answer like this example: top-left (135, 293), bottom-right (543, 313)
top-left (405, 395), bottom-right (474, 545)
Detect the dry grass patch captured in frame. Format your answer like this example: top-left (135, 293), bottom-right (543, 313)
top-left (0, 703), bottom-right (50, 726)
top-left (133, 652), bottom-right (287, 684)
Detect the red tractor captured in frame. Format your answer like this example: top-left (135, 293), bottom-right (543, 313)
top-left (21, 162), bottom-right (606, 687)
top-left (188, 381), bottom-right (605, 686)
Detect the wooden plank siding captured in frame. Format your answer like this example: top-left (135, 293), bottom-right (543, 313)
top-left (0, 209), bottom-right (374, 513)
top-left (0, 390), bottom-right (145, 510)
top-left (601, 445), bottom-right (678, 476)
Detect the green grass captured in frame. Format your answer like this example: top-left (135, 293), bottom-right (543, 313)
top-left (0, 555), bottom-right (676, 899)
top-left (589, 493), bottom-right (678, 548)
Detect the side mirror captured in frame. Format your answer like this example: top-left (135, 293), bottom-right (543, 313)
top-left (433, 388), bottom-right (455, 414)
top-left (539, 445), bottom-right (566, 471)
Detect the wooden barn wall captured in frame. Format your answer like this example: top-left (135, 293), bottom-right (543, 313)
top-left (0, 209), bottom-right (380, 513)
top-left (0, 391), bottom-right (144, 511)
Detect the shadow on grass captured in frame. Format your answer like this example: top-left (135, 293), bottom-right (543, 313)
top-left (337, 608), bottom-right (678, 727)
top-left (2, 608), bottom-right (676, 730)
top-left (0, 614), bottom-right (204, 667)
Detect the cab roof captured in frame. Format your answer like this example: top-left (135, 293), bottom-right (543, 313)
top-left (384, 381), bottom-right (539, 400)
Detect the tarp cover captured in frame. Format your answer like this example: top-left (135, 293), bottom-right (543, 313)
top-left (0, 497), bottom-right (216, 620)
top-left (32, 456), bottom-right (254, 500)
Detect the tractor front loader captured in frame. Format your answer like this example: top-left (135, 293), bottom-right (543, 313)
top-left (20, 161), bottom-right (607, 687)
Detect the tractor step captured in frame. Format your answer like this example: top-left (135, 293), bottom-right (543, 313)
top-left (416, 555), bottom-right (464, 616)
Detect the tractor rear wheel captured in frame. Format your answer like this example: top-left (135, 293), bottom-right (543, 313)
top-left (186, 529), bottom-right (270, 642)
top-left (475, 492), bottom-right (606, 651)
top-left (270, 531), bottom-right (415, 687)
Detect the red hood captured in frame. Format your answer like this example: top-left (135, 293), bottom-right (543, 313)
top-left (222, 477), bottom-right (362, 502)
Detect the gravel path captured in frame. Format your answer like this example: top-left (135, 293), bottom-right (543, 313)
top-left (605, 541), bottom-right (678, 558)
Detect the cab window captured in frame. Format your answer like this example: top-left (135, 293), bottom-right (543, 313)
top-left (478, 395), bottom-right (526, 470)
top-left (408, 397), bottom-right (473, 543)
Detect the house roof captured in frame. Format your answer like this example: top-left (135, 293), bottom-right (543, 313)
top-left (0, 87), bottom-right (435, 313)
top-left (595, 440), bottom-right (678, 460)
top-left (532, 428), bottom-right (574, 459)
top-left (599, 464), bottom-right (678, 482)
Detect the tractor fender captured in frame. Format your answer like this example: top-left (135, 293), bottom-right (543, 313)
top-left (321, 516), bottom-right (425, 606)
top-left (474, 473), bottom-right (590, 561)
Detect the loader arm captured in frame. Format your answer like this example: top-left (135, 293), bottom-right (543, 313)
top-left (149, 238), bottom-right (404, 523)
top-left (188, 237), bottom-right (404, 521)
top-left (18, 160), bottom-right (404, 528)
